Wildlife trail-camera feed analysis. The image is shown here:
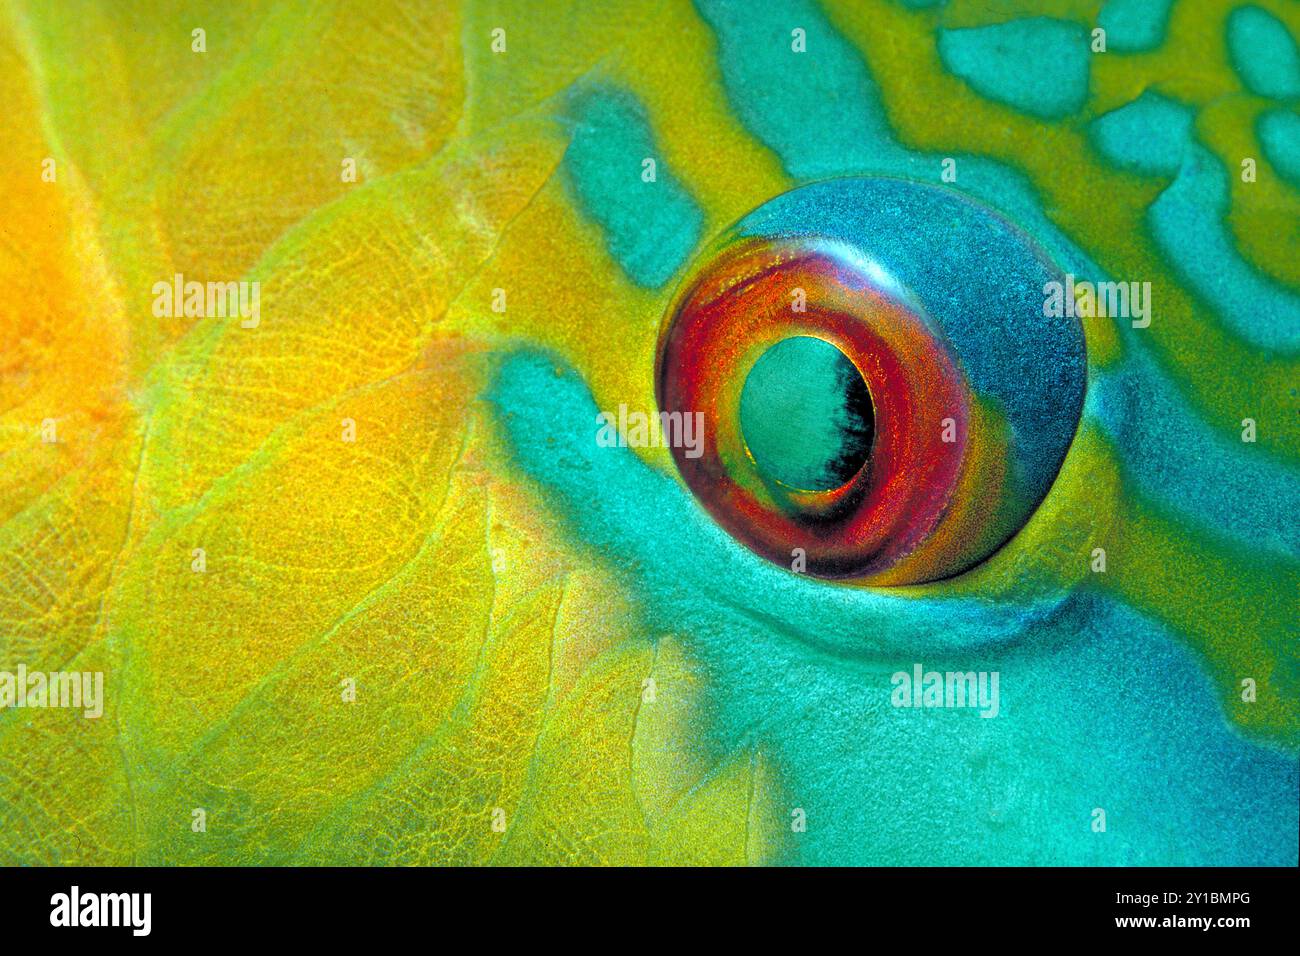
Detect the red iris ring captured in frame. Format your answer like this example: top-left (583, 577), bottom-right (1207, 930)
top-left (657, 237), bottom-right (971, 581)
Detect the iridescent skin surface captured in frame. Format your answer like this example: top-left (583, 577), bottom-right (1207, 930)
top-left (1, 0), bottom-right (1296, 865)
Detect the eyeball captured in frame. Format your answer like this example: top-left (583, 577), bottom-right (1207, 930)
top-left (655, 177), bottom-right (1087, 586)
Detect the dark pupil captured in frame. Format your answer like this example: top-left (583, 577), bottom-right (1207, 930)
top-left (739, 336), bottom-right (875, 492)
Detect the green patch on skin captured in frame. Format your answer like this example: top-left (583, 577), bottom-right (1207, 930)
top-left (935, 16), bottom-right (1097, 120)
top-left (1226, 6), bottom-right (1300, 100)
top-left (1149, 144), bottom-right (1300, 353)
top-left (1098, 0), bottom-right (1175, 53)
top-left (1089, 90), bottom-right (1194, 176)
top-left (561, 86), bottom-right (704, 288)
top-left (937, 17), bottom-right (1091, 120)
top-left (1259, 108), bottom-right (1300, 185)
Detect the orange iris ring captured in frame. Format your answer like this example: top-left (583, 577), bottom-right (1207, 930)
top-left (656, 236), bottom-right (976, 581)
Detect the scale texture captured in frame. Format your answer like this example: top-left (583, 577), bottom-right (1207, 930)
top-left (0, 0), bottom-right (1297, 866)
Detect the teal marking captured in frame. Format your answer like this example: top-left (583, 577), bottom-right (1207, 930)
top-left (560, 86), bottom-right (704, 288)
top-left (1092, 330), bottom-right (1300, 557)
top-left (1098, 0), bottom-right (1175, 53)
top-left (937, 17), bottom-right (1091, 120)
top-left (1259, 107), bottom-right (1300, 185)
top-left (692, 0), bottom-right (910, 178)
top-left (1089, 90), bottom-right (1194, 176)
top-left (1227, 6), bottom-right (1300, 100)
top-left (1150, 144), bottom-right (1300, 352)
top-left (1089, 91), bottom-right (1300, 351)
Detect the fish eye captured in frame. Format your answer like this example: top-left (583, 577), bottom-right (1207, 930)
top-left (655, 176), bottom-right (1088, 586)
